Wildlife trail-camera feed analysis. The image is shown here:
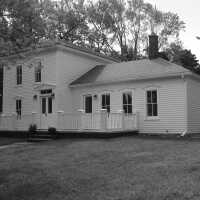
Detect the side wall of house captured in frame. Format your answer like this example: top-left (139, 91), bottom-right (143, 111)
top-left (55, 50), bottom-right (114, 113)
top-left (71, 78), bottom-right (187, 134)
top-left (3, 51), bottom-right (57, 116)
top-left (187, 77), bottom-right (200, 134)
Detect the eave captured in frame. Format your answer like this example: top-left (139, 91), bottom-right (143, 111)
top-left (69, 71), bottom-right (193, 88)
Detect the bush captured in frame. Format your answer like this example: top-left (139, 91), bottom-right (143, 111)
top-left (48, 127), bottom-right (58, 139)
top-left (28, 124), bottom-right (37, 134)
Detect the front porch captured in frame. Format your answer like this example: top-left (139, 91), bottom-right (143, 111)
top-left (0, 110), bottom-right (139, 133)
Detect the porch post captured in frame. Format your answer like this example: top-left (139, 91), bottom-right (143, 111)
top-left (100, 109), bottom-right (107, 131)
top-left (134, 111), bottom-right (139, 130)
top-left (78, 109), bottom-right (84, 131)
top-left (12, 112), bottom-right (17, 130)
top-left (118, 110), bottom-right (125, 130)
top-left (1, 114), bottom-right (5, 130)
top-left (31, 111), bottom-right (37, 126)
top-left (57, 110), bottom-right (64, 130)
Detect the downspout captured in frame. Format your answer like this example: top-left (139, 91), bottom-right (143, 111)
top-left (180, 72), bottom-right (188, 136)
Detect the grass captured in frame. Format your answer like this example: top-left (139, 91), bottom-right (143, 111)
top-left (0, 137), bottom-right (24, 146)
top-left (1, 137), bottom-right (200, 199)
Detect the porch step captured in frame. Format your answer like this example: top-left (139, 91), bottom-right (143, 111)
top-left (29, 134), bottom-right (53, 139)
top-left (27, 131), bottom-right (58, 142)
top-left (27, 138), bottom-right (52, 142)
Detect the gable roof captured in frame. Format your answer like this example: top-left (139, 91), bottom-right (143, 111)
top-left (0, 40), bottom-right (119, 63)
top-left (70, 58), bottom-right (192, 86)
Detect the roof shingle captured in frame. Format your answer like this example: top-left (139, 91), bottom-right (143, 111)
top-left (70, 58), bottom-right (191, 86)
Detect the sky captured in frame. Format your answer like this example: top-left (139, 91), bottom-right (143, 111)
top-left (146, 0), bottom-right (200, 61)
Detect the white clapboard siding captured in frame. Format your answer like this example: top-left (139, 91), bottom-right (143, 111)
top-left (2, 47), bottom-right (115, 131)
top-left (55, 50), bottom-right (114, 113)
top-left (71, 78), bottom-right (187, 134)
top-left (3, 52), bottom-right (57, 116)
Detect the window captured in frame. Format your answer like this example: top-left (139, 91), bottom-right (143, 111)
top-left (102, 93), bottom-right (110, 112)
top-left (40, 89), bottom-right (52, 94)
top-left (41, 97), bottom-right (46, 114)
top-left (41, 97), bottom-right (53, 114)
top-left (123, 92), bottom-right (132, 114)
top-left (35, 67), bottom-right (41, 82)
top-left (84, 95), bottom-right (92, 113)
top-left (16, 65), bottom-right (22, 85)
top-left (48, 97), bottom-right (52, 114)
top-left (16, 99), bottom-right (22, 119)
top-left (146, 90), bottom-right (158, 117)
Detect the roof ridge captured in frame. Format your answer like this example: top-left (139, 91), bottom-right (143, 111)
top-left (0, 40), bottom-right (120, 63)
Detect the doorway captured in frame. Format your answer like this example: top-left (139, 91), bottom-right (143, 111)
top-left (40, 96), bottom-right (54, 129)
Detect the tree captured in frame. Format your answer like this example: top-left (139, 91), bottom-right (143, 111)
top-left (175, 49), bottom-right (199, 72)
top-left (42, 0), bottom-right (88, 44)
top-left (86, 0), bottom-right (116, 53)
top-left (126, 0), bottom-right (148, 60)
top-left (0, 0), bottom-right (186, 62)
top-left (0, 0), bottom-right (46, 56)
top-left (144, 4), bottom-right (185, 50)
top-left (105, 0), bottom-right (128, 59)
top-left (164, 41), bottom-right (200, 73)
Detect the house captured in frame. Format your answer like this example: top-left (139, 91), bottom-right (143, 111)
top-left (1, 35), bottom-right (200, 135)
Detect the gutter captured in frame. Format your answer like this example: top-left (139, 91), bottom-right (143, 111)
top-left (69, 71), bottom-right (193, 88)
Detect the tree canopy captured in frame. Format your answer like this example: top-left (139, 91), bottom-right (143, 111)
top-left (1, 0), bottom-right (198, 69)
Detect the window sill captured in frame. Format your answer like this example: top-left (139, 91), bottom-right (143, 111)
top-left (15, 85), bottom-right (23, 88)
top-left (145, 116), bottom-right (160, 121)
top-left (33, 82), bottom-right (41, 86)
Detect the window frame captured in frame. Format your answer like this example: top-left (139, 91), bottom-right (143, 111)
top-left (101, 93), bottom-right (110, 113)
top-left (16, 99), bottom-right (22, 119)
top-left (84, 95), bottom-right (93, 113)
top-left (122, 91), bottom-right (133, 115)
top-left (16, 65), bottom-right (22, 85)
top-left (35, 67), bottom-right (41, 83)
top-left (145, 88), bottom-right (159, 120)
top-left (48, 97), bottom-right (53, 114)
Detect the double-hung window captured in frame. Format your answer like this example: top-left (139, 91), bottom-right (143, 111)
top-left (102, 93), bottom-right (110, 112)
top-left (16, 65), bottom-right (22, 85)
top-left (35, 67), bottom-right (41, 82)
top-left (84, 95), bottom-right (92, 113)
top-left (146, 90), bottom-right (158, 117)
top-left (123, 92), bottom-right (132, 114)
top-left (16, 99), bottom-right (22, 119)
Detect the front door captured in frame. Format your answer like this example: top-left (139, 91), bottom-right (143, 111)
top-left (40, 96), bottom-right (54, 129)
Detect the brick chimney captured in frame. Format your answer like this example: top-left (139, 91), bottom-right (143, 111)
top-left (148, 34), bottom-right (158, 59)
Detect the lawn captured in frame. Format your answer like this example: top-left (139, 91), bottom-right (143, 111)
top-left (1, 137), bottom-right (200, 200)
top-left (0, 137), bottom-right (24, 146)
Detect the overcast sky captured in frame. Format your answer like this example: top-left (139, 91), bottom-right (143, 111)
top-left (146, 0), bottom-right (200, 61)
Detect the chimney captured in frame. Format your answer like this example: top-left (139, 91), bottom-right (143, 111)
top-left (148, 34), bottom-right (158, 59)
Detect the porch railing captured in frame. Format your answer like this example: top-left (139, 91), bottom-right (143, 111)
top-left (0, 110), bottom-right (139, 132)
top-left (57, 110), bottom-right (139, 131)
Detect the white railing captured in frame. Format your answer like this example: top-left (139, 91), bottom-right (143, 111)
top-left (16, 114), bottom-right (34, 130)
top-left (0, 113), bottom-right (41, 131)
top-left (58, 112), bottom-right (81, 130)
top-left (107, 113), bottom-right (123, 129)
top-left (0, 111), bottom-right (139, 132)
top-left (0, 114), bottom-right (13, 130)
top-left (57, 111), bottom-right (139, 131)
top-left (124, 114), bottom-right (138, 130)
top-left (81, 113), bottom-right (102, 130)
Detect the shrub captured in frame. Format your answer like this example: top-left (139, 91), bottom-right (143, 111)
top-left (48, 127), bottom-right (58, 139)
top-left (28, 124), bottom-right (37, 134)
